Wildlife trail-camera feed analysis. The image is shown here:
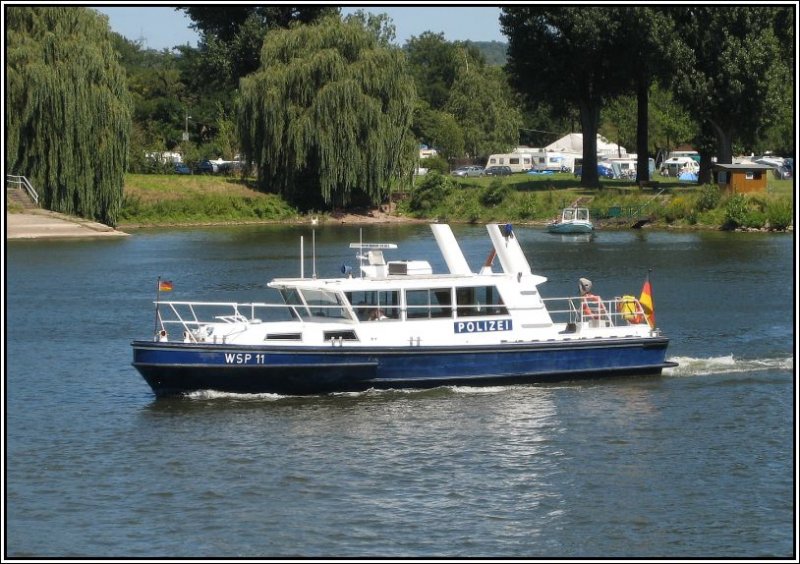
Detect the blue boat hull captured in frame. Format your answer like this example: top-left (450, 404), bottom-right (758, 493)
top-left (132, 337), bottom-right (675, 396)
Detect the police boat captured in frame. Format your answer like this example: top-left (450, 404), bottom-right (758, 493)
top-left (131, 223), bottom-right (676, 396)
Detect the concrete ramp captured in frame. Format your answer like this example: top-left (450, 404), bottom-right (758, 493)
top-left (7, 211), bottom-right (128, 239)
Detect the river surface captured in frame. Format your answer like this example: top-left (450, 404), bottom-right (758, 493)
top-left (5, 224), bottom-right (795, 558)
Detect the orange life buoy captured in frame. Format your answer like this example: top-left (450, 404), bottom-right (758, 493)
top-left (582, 293), bottom-right (606, 319)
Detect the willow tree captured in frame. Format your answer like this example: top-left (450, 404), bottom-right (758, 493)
top-left (6, 7), bottom-right (131, 225)
top-left (238, 16), bottom-right (417, 209)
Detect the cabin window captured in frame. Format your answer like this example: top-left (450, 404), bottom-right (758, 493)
top-left (717, 171), bottom-right (728, 184)
top-left (345, 290), bottom-right (399, 321)
top-left (456, 286), bottom-right (508, 317)
top-left (488, 157), bottom-right (496, 165)
top-left (280, 288), bottom-right (308, 320)
top-left (524, 158), bottom-right (531, 165)
top-left (265, 333), bottom-right (302, 341)
top-left (405, 288), bottom-right (452, 319)
top-left (745, 171), bottom-right (761, 180)
top-left (290, 289), bottom-right (349, 319)
top-left (510, 158), bottom-right (520, 165)
top-left (499, 157), bottom-right (505, 164)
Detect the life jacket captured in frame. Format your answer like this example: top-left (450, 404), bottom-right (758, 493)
top-left (582, 293), bottom-right (605, 319)
top-left (617, 295), bottom-right (643, 324)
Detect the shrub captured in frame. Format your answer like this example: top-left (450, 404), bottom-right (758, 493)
top-left (723, 194), bottom-right (769, 230)
top-left (480, 179), bottom-right (511, 207)
top-left (766, 197), bottom-right (793, 231)
top-left (409, 172), bottom-right (454, 213)
top-left (695, 183), bottom-right (721, 212)
top-left (420, 155), bottom-right (449, 175)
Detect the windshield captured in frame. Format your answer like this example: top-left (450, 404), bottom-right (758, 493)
top-left (280, 288), bottom-right (351, 320)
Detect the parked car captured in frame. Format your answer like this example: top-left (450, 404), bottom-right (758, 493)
top-left (773, 165), bottom-right (792, 180)
top-left (484, 165), bottom-right (513, 176)
top-left (451, 165), bottom-right (484, 177)
top-left (219, 161), bottom-right (246, 175)
top-left (174, 163), bottom-right (192, 175)
top-left (194, 160), bottom-right (219, 174)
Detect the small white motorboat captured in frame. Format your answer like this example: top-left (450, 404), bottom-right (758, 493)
top-left (547, 206), bottom-right (594, 234)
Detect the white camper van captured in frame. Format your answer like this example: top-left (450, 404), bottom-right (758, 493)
top-left (659, 157), bottom-right (699, 177)
top-left (528, 151), bottom-right (577, 172)
top-left (485, 152), bottom-right (534, 173)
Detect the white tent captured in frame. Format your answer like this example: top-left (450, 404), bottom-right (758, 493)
top-left (544, 133), bottom-right (627, 157)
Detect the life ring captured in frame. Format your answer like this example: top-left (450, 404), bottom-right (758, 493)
top-left (582, 293), bottom-right (605, 319)
top-left (617, 295), bottom-right (642, 323)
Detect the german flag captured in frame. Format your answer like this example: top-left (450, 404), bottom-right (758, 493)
top-left (639, 273), bottom-right (654, 328)
top-left (158, 280), bottom-right (173, 292)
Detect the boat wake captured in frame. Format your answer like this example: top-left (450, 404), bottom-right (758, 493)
top-left (184, 390), bottom-right (287, 401)
top-left (664, 354), bottom-right (793, 377)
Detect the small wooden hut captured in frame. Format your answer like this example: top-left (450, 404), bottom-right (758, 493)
top-left (712, 163), bottom-right (773, 194)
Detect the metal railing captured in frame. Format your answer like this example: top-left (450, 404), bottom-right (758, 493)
top-left (153, 294), bottom-right (652, 344)
top-left (6, 175), bottom-right (39, 205)
top-left (542, 295), bottom-right (650, 328)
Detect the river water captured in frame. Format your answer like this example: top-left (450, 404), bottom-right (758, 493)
top-left (5, 224), bottom-right (795, 558)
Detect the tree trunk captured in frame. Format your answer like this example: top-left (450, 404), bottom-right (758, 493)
top-left (636, 78), bottom-right (650, 183)
top-left (579, 100), bottom-right (600, 188)
top-left (697, 119), bottom-right (732, 185)
top-left (709, 119), bottom-right (733, 164)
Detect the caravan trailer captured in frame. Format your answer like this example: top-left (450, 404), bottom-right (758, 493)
top-left (529, 151), bottom-right (577, 172)
top-left (485, 152), bottom-right (534, 173)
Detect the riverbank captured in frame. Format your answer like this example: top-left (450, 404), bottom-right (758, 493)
top-left (6, 209), bottom-right (129, 240)
top-left (117, 172), bottom-right (793, 232)
top-left (7, 171), bottom-right (793, 237)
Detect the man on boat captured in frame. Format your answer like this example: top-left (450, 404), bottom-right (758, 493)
top-left (579, 278), bottom-right (606, 324)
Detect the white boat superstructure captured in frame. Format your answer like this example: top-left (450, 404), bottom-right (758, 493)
top-left (154, 224), bottom-right (651, 349)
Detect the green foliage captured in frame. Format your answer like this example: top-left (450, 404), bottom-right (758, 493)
top-left (404, 33), bottom-right (519, 160)
top-left (182, 6), bottom-right (339, 85)
top-left (480, 180), bottom-right (511, 207)
top-left (412, 103), bottom-right (464, 160)
top-left (408, 172), bottom-right (455, 213)
top-left (119, 189), bottom-right (296, 224)
top-left (501, 7), bottom-right (635, 187)
top-left (119, 192), bottom-right (296, 223)
top-left (723, 194), bottom-right (761, 230)
top-left (403, 32), bottom-right (484, 110)
top-left (695, 183), bottom-right (722, 212)
top-left (671, 7), bottom-right (791, 162)
top-left (765, 197), bottom-right (793, 231)
top-left (445, 66), bottom-right (522, 157)
top-left (6, 7), bottom-right (132, 226)
top-left (420, 156), bottom-right (449, 175)
top-left (238, 16), bottom-right (417, 210)
top-left (465, 41), bottom-right (508, 66)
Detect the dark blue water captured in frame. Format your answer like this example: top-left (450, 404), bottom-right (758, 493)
top-left (5, 224), bottom-right (795, 558)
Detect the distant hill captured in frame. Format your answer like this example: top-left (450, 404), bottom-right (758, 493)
top-left (465, 40), bottom-right (508, 66)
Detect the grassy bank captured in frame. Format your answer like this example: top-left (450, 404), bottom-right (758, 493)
top-left (399, 172), bottom-right (794, 230)
top-left (117, 171), bottom-right (793, 231)
top-left (118, 174), bottom-right (299, 226)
